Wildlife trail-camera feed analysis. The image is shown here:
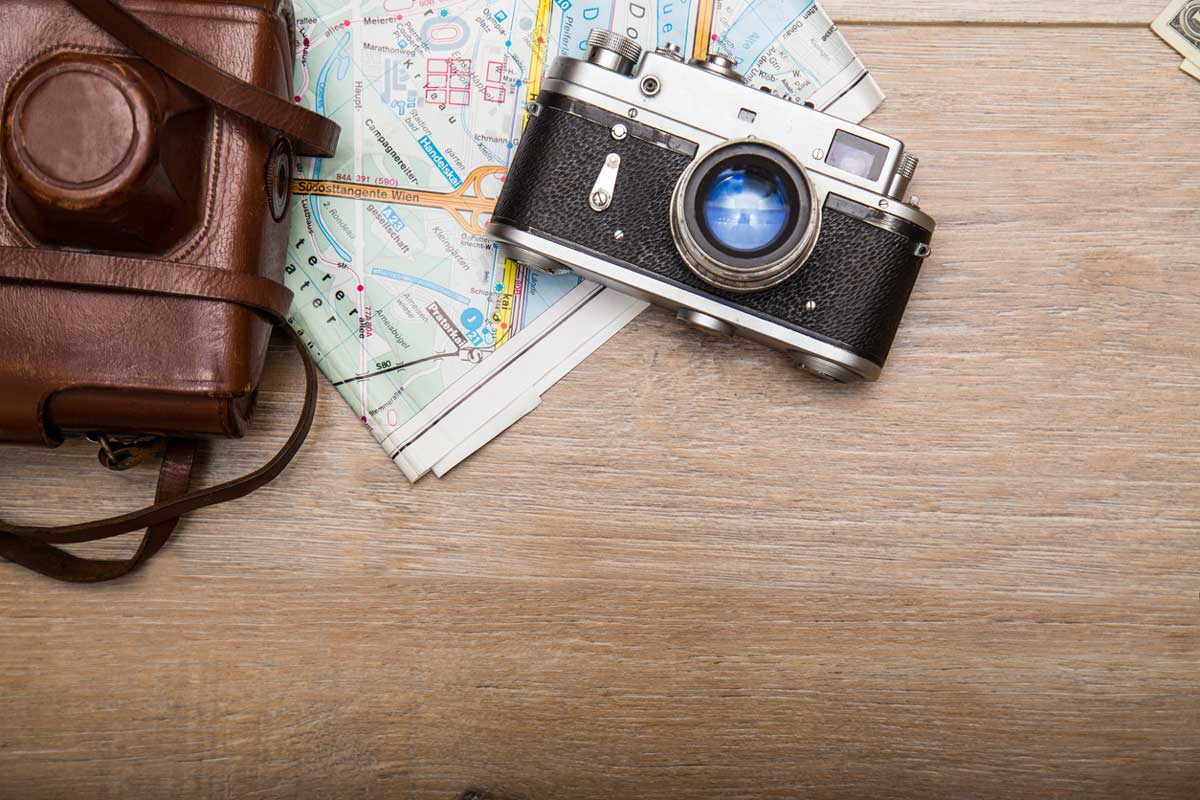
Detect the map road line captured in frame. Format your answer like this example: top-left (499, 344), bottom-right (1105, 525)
top-left (291, 165), bottom-right (505, 237)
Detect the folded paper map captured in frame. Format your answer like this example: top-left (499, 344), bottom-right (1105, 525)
top-left (287, 0), bottom-right (884, 480)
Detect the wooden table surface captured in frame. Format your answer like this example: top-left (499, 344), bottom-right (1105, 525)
top-left (2, 2), bottom-right (1197, 798)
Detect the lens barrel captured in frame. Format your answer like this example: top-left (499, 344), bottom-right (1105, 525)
top-left (670, 139), bottom-right (820, 293)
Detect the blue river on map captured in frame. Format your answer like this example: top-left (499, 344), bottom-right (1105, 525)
top-left (308, 32), bottom-right (355, 264)
top-left (369, 269), bottom-right (473, 306)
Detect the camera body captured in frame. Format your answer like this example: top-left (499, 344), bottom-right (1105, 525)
top-left (489, 33), bottom-right (936, 382)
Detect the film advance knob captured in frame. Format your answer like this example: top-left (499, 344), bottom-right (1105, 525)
top-left (585, 30), bottom-right (643, 75)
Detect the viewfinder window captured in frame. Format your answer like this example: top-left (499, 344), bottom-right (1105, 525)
top-left (826, 131), bottom-right (889, 181)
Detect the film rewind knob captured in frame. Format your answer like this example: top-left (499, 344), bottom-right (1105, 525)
top-left (585, 30), bottom-right (643, 75)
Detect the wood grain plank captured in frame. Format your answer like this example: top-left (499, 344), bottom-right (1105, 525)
top-left (0, 21), bottom-right (1197, 800)
top-left (825, 0), bottom-right (1168, 25)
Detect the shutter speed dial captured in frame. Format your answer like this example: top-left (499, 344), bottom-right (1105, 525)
top-left (697, 52), bottom-right (744, 82)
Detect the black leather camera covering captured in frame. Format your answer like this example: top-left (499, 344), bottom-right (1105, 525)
top-left (493, 96), bottom-right (930, 367)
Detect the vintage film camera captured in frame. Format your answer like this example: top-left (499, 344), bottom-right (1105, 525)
top-left (489, 31), bottom-right (936, 382)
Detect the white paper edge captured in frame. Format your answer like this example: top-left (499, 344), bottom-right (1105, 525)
top-left (379, 278), bottom-right (601, 478)
top-left (431, 291), bottom-right (648, 477)
top-left (533, 293), bottom-right (649, 393)
top-left (823, 71), bottom-right (886, 124)
top-left (430, 391), bottom-right (543, 478)
top-left (391, 284), bottom-right (645, 480)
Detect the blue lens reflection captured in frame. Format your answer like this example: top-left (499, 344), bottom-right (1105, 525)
top-left (701, 166), bottom-right (791, 254)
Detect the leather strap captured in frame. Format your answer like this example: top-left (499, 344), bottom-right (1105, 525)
top-left (0, 246), bottom-right (319, 579)
top-left (0, 247), bottom-right (293, 320)
top-left (0, 440), bottom-right (196, 582)
top-left (63, 0), bottom-right (340, 157)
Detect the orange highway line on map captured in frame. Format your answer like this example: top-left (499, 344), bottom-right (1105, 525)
top-left (291, 165), bottom-right (505, 236)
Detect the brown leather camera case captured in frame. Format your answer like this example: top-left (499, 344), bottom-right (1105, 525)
top-left (0, 0), bottom-right (340, 581)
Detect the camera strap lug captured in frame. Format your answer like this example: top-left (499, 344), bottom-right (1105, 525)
top-left (87, 433), bottom-right (166, 471)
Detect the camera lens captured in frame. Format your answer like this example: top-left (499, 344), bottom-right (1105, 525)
top-left (699, 161), bottom-right (792, 254)
top-left (672, 140), bottom-right (819, 293)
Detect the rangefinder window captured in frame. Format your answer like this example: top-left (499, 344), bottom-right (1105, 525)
top-left (826, 130), bottom-right (890, 181)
